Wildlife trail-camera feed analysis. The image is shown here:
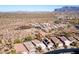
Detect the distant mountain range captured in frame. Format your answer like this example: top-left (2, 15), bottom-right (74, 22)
top-left (54, 6), bottom-right (79, 12)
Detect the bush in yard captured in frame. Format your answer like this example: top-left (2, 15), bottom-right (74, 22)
top-left (23, 35), bottom-right (33, 42)
top-left (14, 39), bottom-right (22, 44)
top-left (0, 40), bottom-right (2, 44)
top-left (36, 46), bottom-right (42, 53)
top-left (55, 43), bottom-right (59, 48)
top-left (10, 49), bottom-right (16, 54)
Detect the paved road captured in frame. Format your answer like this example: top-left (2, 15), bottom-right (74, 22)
top-left (44, 48), bottom-right (79, 54)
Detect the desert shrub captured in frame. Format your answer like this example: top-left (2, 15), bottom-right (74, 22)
top-left (67, 24), bottom-right (71, 28)
top-left (23, 35), bottom-right (33, 42)
top-left (54, 20), bottom-right (61, 24)
top-left (70, 41), bottom-right (79, 48)
top-left (14, 39), bottom-right (22, 44)
top-left (76, 42), bottom-right (79, 48)
top-left (55, 43), bottom-right (59, 48)
top-left (69, 19), bottom-right (79, 25)
top-left (70, 41), bottom-right (77, 47)
top-left (0, 40), bottom-right (2, 44)
top-left (36, 46), bottom-right (42, 53)
top-left (45, 34), bottom-right (51, 38)
top-left (15, 25), bottom-right (31, 30)
top-left (60, 32), bottom-right (71, 37)
top-left (10, 49), bottom-right (16, 54)
top-left (35, 32), bottom-right (43, 40)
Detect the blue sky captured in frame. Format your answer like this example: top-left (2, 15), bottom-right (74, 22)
top-left (0, 5), bottom-right (65, 12)
top-left (0, 5), bottom-right (79, 12)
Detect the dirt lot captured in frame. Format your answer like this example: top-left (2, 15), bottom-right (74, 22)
top-left (0, 12), bottom-right (78, 40)
top-left (0, 12), bottom-right (56, 40)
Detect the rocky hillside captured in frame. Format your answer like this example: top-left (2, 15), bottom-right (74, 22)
top-left (54, 6), bottom-right (79, 12)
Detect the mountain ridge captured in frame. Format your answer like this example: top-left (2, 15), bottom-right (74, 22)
top-left (54, 6), bottom-right (79, 12)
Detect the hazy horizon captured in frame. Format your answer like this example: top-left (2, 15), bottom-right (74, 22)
top-left (0, 5), bottom-right (78, 12)
top-left (0, 5), bottom-right (64, 12)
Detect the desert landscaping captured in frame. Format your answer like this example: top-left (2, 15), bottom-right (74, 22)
top-left (0, 6), bottom-right (79, 54)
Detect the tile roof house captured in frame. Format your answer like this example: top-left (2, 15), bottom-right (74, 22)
top-left (68, 37), bottom-right (77, 42)
top-left (31, 39), bottom-right (48, 53)
top-left (59, 36), bottom-right (71, 46)
top-left (23, 41), bottom-right (36, 54)
top-left (51, 37), bottom-right (63, 48)
top-left (56, 24), bottom-right (60, 28)
top-left (32, 40), bottom-right (46, 49)
top-left (53, 25), bottom-right (58, 29)
top-left (42, 37), bottom-right (54, 51)
top-left (14, 44), bottom-right (28, 54)
top-left (73, 36), bottom-right (79, 41)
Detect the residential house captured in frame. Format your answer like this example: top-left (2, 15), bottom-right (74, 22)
top-left (14, 44), bottom-right (28, 54)
top-left (59, 36), bottom-right (71, 48)
top-left (42, 37), bottom-right (54, 51)
top-left (51, 37), bottom-right (64, 49)
top-left (31, 39), bottom-right (48, 53)
top-left (23, 41), bottom-right (36, 54)
top-left (68, 37), bottom-right (77, 42)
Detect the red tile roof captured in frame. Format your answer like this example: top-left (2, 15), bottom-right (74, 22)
top-left (59, 36), bottom-right (69, 42)
top-left (51, 37), bottom-right (62, 44)
top-left (14, 44), bottom-right (28, 54)
top-left (68, 37), bottom-right (76, 41)
top-left (24, 41), bottom-right (36, 52)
